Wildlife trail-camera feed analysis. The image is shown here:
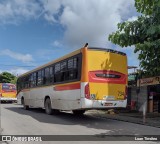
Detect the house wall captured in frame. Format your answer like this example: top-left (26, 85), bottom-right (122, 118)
top-left (128, 86), bottom-right (148, 112)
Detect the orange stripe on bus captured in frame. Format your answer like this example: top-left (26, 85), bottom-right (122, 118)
top-left (54, 83), bottom-right (80, 91)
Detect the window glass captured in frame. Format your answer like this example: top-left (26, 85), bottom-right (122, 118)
top-left (68, 58), bottom-right (73, 69)
top-left (42, 69), bottom-right (44, 77)
top-left (37, 71), bottom-right (42, 86)
top-left (61, 61), bottom-right (67, 71)
top-left (73, 58), bottom-right (77, 68)
top-left (50, 67), bottom-right (53, 75)
top-left (30, 74), bottom-right (34, 87)
top-left (49, 67), bottom-right (54, 83)
top-left (18, 54), bottom-right (81, 87)
top-left (44, 67), bottom-right (50, 84)
top-left (24, 76), bottom-right (29, 88)
top-left (45, 68), bottom-right (49, 76)
top-left (55, 63), bottom-right (60, 73)
top-left (33, 72), bottom-right (37, 86)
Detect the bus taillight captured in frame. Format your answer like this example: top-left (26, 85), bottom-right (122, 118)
top-left (85, 83), bottom-right (90, 99)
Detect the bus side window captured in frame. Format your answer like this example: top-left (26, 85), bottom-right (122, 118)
top-left (67, 57), bottom-right (79, 80)
top-left (37, 70), bottom-right (42, 86)
top-left (60, 61), bottom-right (67, 82)
top-left (50, 66), bottom-right (54, 83)
top-left (41, 69), bottom-right (45, 84)
top-left (54, 63), bottom-right (61, 83)
top-left (17, 78), bottom-right (22, 92)
top-left (44, 67), bottom-right (50, 84)
top-left (52, 54), bottom-right (81, 84)
top-left (24, 76), bottom-right (29, 88)
top-left (30, 74), bottom-right (34, 87)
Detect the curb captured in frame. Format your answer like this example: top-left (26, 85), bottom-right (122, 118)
top-left (86, 111), bottom-right (160, 128)
top-left (100, 115), bottom-right (160, 128)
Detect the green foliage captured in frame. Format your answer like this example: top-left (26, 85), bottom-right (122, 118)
top-left (0, 72), bottom-right (17, 84)
top-left (108, 0), bottom-right (160, 76)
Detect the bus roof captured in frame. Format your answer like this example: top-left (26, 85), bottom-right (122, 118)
top-left (18, 47), bottom-right (126, 78)
top-left (88, 47), bottom-right (126, 56)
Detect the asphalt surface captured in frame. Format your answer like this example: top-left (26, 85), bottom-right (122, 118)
top-left (1, 103), bottom-right (160, 144)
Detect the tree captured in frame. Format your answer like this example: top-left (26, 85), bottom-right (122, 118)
top-left (0, 72), bottom-right (17, 84)
top-left (108, 0), bottom-right (160, 76)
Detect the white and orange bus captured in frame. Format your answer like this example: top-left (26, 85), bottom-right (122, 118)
top-left (0, 83), bottom-right (17, 102)
top-left (17, 44), bottom-right (128, 115)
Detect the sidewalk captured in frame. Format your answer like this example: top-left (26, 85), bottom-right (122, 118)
top-left (86, 110), bottom-right (160, 128)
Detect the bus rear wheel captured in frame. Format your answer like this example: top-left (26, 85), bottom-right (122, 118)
top-left (72, 110), bottom-right (85, 115)
top-left (21, 98), bottom-right (29, 110)
top-left (45, 98), bottom-right (53, 115)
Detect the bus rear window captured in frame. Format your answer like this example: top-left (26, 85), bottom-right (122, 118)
top-left (95, 73), bottom-right (121, 78)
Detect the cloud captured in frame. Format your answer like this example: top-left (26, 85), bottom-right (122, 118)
top-left (51, 40), bottom-right (62, 47)
top-left (0, 0), bottom-right (41, 24)
top-left (0, 0), bottom-right (136, 47)
top-left (0, 0), bottom-right (139, 69)
top-left (1, 49), bottom-right (34, 63)
top-left (127, 16), bottom-right (138, 22)
top-left (41, 0), bottom-right (135, 47)
top-left (40, 0), bottom-right (61, 22)
top-left (44, 13), bottom-right (57, 23)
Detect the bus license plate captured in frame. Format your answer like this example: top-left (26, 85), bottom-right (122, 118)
top-left (104, 103), bottom-right (113, 106)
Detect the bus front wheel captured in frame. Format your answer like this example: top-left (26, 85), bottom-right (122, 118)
top-left (21, 98), bottom-right (29, 110)
top-left (72, 110), bottom-right (85, 115)
top-left (45, 98), bottom-right (53, 115)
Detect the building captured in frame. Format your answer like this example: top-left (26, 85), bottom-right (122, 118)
top-left (128, 75), bottom-right (160, 113)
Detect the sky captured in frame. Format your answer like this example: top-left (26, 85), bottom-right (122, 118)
top-left (0, 0), bottom-right (139, 75)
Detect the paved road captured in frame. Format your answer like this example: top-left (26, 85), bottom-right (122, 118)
top-left (1, 103), bottom-right (160, 144)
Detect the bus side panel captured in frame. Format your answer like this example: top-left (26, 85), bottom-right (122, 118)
top-left (52, 83), bottom-right (81, 110)
top-left (30, 88), bottom-right (42, 107)
top-left (17, 92), bottom-right (24, 104)
top-left (18, 84), bottom-right (81, 110)
top-left (24, 90), bottom-right (31, 106)
top-left (17, 90), bottom-right (30, 105)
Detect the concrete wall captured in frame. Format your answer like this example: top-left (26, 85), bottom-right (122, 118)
top-left (137, 86), bottom-right (148, 112)
top-left (128, 86), bottom-right (148, 112)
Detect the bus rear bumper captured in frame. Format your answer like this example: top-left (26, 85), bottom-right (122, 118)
top-left (0, 97), bottom-right (17, 101)
top-left (94, 99), bottom-right (127, 108)
top-left (82, 98), bottom-right (127, 109)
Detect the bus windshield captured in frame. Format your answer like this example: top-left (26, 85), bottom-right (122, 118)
top-left (2, 83), bottom-right (16, 91)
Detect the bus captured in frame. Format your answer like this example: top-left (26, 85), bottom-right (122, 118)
top-left (17, 44), bottom-right (128, 115)
top-left (0, 83), bottom-right (17, 102)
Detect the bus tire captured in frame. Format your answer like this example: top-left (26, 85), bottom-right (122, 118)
top-left (45, 98), bottom-right (53, 115)
top-left (72, 110), bottom-right (85, 115)
top-left (21, 97), bottom-right (29, 110)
